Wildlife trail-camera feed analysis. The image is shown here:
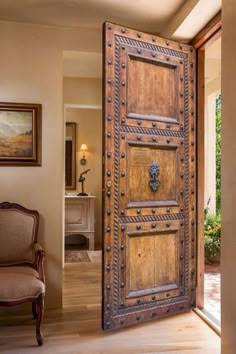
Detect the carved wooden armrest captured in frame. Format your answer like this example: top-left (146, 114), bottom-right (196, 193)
top-left (33, 243), bottom-right (45, 283)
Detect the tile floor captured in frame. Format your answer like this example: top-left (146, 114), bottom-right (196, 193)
top-left (204, 263), bottom-right (221, 326)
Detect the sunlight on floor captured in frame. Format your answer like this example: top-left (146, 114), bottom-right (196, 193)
top-left (204, 264), bottom-right (221, 327)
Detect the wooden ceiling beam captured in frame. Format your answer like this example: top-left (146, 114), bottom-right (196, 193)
top-left (161, 0), bottom-right (200, 39)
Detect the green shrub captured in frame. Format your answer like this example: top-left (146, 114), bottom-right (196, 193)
top-left (204, 208), bottom-right (221, 261)
top-left (216, 95), bottom-right (221, 214)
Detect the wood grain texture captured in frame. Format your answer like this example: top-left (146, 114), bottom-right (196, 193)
top-left (103, 21), bottom-right (196, 330)
top-left (128, 234), bottom-right (155, 291)
top-left (154, 232), bottom-right (178, 287)
top-left (0, 260), bottom-right (220, 353)
top-left (127, 231), bottom-right (179, 296)
top-left (128, 144), bottom-right (178, 205)
top-left (128, 58), bottom-right (177, 120)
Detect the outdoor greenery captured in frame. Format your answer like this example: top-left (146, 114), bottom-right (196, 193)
top-left (204, 95), bottom-right (221, 262)
top-left (216, 95), bottom-right (221, 214)
top-left (204, 207), bottom-right (221, 262)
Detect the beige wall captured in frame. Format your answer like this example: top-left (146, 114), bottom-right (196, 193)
top-left (0, 21), bottom-right (101, 309)
top-left (222, 0), bottom-right (236, 352)
top-left (65, 108), bottom-right (102, 248)
top-left (63, 78), bottom-right (103, 248)
top-left (63, 77), bottom-right (102, 107)
top-left (0, 22), bottom-right (63, 309)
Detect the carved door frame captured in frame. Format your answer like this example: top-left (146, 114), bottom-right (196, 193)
top-left (191, 12), bottom-right (221, 330)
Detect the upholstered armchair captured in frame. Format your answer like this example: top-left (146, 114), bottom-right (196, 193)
top-left (0, 202), bottom-right (45, 346)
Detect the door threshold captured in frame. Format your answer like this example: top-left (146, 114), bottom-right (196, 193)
top-left (193, 308), bottom-right (221, 337)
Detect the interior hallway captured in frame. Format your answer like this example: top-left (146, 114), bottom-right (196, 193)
top-left (0, 253), bottom-right (220, 354)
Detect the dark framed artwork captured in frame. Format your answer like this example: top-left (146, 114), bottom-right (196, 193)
top-left (0, 102), bottom-right (42, 166)
top-left (65, 122), bottom-right (76, 189)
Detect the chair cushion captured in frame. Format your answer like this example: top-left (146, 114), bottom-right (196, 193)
top-left (0, 209), bottom-right (36, 264)
top-left (0, 267), bottom-right (45, 302)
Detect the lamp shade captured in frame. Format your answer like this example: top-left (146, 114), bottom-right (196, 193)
top-left (80, 144), bottom-right (88, 152)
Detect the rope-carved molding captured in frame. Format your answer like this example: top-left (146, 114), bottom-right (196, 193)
top-left (120, 213), bottom-right (184, 224)
top-left (117, 35), bottom-right (188, 60)
top-left (120, 125), bottom-right (184, 138)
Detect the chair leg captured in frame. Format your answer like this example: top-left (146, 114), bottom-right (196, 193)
top-left (35, 294), bottom-right (44, 346)
top-left (32, 301), bottom-right (37, 319)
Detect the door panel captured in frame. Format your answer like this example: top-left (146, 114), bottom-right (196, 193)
top-left (127, 57), bottom-right (177, 121)
top-left (103, 22), bottom-right (196, 330)
top-left (127, 144), bottom-right (179, 205)
top-left (128, 233), bottom-right (155, 292)
top-left (127, 230), bottom-right (179, 294)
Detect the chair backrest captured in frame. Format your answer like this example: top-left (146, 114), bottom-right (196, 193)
top-left (0, 202), bottom-right (39, 266)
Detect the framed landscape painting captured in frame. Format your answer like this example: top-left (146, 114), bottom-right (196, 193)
top-left (0, 102), bottom-right (42, 166)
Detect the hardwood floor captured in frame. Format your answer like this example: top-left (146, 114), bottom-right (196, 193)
top-left (0, 252), bottom-right (220, 354)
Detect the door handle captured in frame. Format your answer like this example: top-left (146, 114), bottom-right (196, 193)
top-left (149, 161), bottom-right (160, 192)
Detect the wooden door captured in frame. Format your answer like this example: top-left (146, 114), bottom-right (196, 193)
top-left (102, 22), bottom-right (196, 330)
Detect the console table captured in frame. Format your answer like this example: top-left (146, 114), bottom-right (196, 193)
top-left (65, 195), bottom-right (95, 250)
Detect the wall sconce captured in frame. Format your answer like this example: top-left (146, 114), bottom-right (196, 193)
top-left (80, 144), bottom-right (88, 165)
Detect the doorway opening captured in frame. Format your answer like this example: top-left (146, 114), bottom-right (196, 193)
top-left (203, 36), bottom-right (221, 329)
top-left (193, 12), bottom-right (222, 334)
top-left (61, 19), bottom-right (221, 333)
top-left (62, 50), bottom-right (103, 309)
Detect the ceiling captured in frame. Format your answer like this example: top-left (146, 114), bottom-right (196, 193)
top-left (170, 0), bottom-right (221, 41)
top-left (0, 0), bottom-right (185, 33)
top-left (0, 0), bottom-right (221, 36)
top-left (0, 0), bottom-right (221, 79)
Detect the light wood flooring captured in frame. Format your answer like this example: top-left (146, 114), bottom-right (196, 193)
top-left (0, 252), bottom-right (220, 354)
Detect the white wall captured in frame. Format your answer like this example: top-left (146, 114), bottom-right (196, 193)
top-left (0, 21), bottom-right (102, 308)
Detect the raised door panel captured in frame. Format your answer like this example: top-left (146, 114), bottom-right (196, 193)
top-left (127, 57), bottom-right (178, 122)
top-left (127, 143), bottom-right (179, 207)
top-left (154, 232), bottom-right (179, 288)
top-left (128, 233), bottom-right (155, 292)
top-left (127, 229), bottom-right (180, 297)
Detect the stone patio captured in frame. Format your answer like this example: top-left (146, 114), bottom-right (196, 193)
top-left (204, 263), bottom-right (221, 326)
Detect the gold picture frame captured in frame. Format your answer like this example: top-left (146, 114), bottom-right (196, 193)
top-left (0, 102), bottom-right (42, 166)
